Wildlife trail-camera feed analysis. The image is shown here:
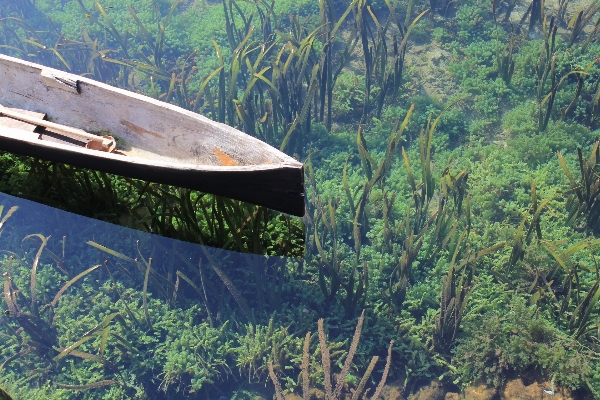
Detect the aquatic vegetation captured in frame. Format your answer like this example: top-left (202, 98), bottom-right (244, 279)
top-left (4, 0), bottom-right (600, 397)
top-left (567, 1), bottom-right (600, 48)
top-left (234, 319), bottom-right (301, 381)
top-left (454, 0), bottom-right (492, 42)
top-left (493, 0), bottom-right (520, 23)
top-left (355, 0), bottom-right (428, 119)
top-left (0, 230), bottom-right (126, 393)
top-left (158, 319), bottom-right (233, 393)
top-left (558, 138), bottom-right (600, 235)
top-left (496, 29), bottom-right (515, 85)
top-left (429, 0), bottom-right (453, 19)
top-left (0, 209), bottom-right (297, 397)
top-left (452, 296), bottom-right (593, 389)
top-left (331, 71), bottom-right (365, 121)
top-left (268, 311), bottom-right (393, 399)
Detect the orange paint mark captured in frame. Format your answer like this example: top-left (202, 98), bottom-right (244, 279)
top-left (213, 148), bottom-right (238, 166)
top-left (120, 120), bottom-right (165, 139)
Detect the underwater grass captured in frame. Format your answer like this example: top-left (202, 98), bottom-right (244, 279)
top-left (0, 152), bottom-right (303, 257)
top-left (3, 0), bottom-right (600, 397)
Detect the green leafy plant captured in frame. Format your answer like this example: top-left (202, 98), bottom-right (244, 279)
top-left (433, 211), bottom-right (505, 354)
top-left (235, 319), bottom-right (300, 381)
top-left (0, 214), bottom-right (127, 391)
top-left (5, 0), bottom-right (600, 396)
top-left (452, 296), bottom-right (593, 389)
top-left (541, 238), bottom-right (600, 339)
top-left (496, 28), bottom-right (515, 85)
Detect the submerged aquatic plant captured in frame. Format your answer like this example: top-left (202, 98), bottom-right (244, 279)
top-left (535, 34), bottom-right (593, 130)
top-left (542, 239), bottom-right (600, 339)
top-left (496, 27), bottom-right (515, 85)
top-left (567, 1), bottom-right (600, 48)
top-left (355, 0), bottom-right (428, 119)
top-left (306, 106), bottom-right (415, 317)
top-left (451, 296), bottom-right (593, 389)
top-left (433, 230), bottom-right (504, 354)
top-left (558, 138), bottom-right (600, 235)
top-left (0, 209), bottom-right (127, 392)
top-left (523, 0), bottom-right (544, 33)
top-left (268, 310), bottom-right (393, 399)
top-left (235, 319), bottom-right (299, 381)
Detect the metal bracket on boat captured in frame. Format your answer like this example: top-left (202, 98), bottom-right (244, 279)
top-left (41, 68), bottom-right (81, 94)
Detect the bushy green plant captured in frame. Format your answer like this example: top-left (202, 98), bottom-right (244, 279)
top-left (234, 319), bottom-right (302, 381)
top-left (503, 103), bottom-right (596, 166)
top-left (452, 296), bottom-right (592, 389)
top-left (158, 319), bottom-right (233, 393)
top-left (453, 0), bottom-right (494, 43)
top-left (331, 71), bottom-right (365, 121)
top-left (432, 27), bottom-right (450, 43)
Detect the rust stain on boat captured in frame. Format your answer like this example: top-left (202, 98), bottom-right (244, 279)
top-left (212, 148), bottom-right (238, 166)
top-left (120, 119), bottom-right (165, 139)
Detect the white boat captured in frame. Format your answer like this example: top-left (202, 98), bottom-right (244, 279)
top-left (0, 54), bottom-right (305, 216)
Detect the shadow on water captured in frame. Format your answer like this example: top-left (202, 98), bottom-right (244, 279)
top-left (0, 191), bottom-right (303, 398)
